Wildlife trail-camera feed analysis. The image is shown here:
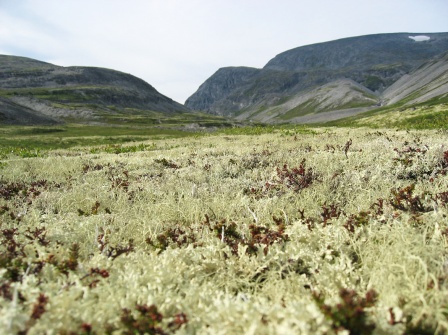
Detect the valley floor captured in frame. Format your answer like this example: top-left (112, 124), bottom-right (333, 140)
top-left (1, 127), bottom-right (448, 334)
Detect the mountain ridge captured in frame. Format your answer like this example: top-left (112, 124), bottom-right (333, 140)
top-left (185, 32), bottom-right (448, 123)
top-left (0, 55), bottom-right (189, 125)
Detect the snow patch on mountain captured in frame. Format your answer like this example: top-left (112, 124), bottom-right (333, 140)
top-left (409, 35), bottom-right (430, 42)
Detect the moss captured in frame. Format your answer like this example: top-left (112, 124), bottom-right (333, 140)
top-left (1, 128), bottom-right (448, 333)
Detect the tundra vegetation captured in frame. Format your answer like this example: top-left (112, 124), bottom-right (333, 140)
top-left (1, 122), bottom-right (448, 334)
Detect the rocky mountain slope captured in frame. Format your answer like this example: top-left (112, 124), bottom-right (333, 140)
top-left (382, 51), bottom-right (448, 106)
top-left (186, 33), bottom-right (448, 123)
top-left (0, 55), bottom-right (189, 125)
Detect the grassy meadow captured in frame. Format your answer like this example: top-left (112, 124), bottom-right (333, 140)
top-left (1, 123), bottom-right (448, 334)
top-left (326, 102), bottom-right (448, 130)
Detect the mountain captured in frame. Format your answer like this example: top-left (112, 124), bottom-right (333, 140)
top-left (0, 55), bottom-right (189, 125)
top-left (382, 51), bottom-right (448, 106)
top-left (235, 78), bottom-right (379, 123)
top-left (185, 33), bottom-right (448, 123)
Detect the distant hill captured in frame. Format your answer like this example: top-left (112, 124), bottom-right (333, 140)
top-left (185, 33), bottom-right (448, 123)
top-left (0, 55), bottom-right (189, 125)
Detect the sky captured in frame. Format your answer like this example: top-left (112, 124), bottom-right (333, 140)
top-left (0, 0), bottom-right (447, 104)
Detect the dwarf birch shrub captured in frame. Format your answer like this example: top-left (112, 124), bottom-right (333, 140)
top-left (1, 127), bottom-right (448, 334)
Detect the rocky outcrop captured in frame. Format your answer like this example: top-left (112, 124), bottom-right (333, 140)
top-left (185, 67), bottom-right (260, 114)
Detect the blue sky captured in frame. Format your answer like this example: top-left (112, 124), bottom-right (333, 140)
top-left (0, 0), bottom-right (447, 103)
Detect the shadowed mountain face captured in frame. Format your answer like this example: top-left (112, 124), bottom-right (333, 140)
top-left (0, 55), bottom-right (189, 125)
top-left (185, 33), bottom-right (448, 122)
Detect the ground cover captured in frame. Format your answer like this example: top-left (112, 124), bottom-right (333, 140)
top-left (325, 103), bottom-right (448, 130)
top-left (1, 126), bottom-right (448, 334)
top-left (0, 124), bottom-right (203, 159)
